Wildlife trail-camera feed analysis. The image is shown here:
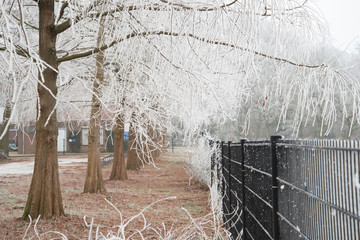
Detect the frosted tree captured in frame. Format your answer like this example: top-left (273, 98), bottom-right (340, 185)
top-left (84, 16), bottom-right (107, 193)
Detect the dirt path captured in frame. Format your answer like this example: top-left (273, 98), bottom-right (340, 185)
top-left (0, 148), bottom-right (210, 239)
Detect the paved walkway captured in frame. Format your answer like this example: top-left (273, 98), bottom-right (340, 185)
top-left (0, 157), bottom-right (88, 176)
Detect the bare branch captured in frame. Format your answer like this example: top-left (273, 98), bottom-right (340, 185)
top-left (0, 44), bottom-right (30, 58)
top-left (55, 17), bottom-right (78, 35)
top-left (55, 1), bottom-right (102, 35)
top-left (11, 14), bottom-right (39, 30)
top-left (56, 1), bottom-right (69, 24)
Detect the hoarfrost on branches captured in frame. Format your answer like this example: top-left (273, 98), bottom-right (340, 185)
top-left (0, 0), bottom-right (360, 145)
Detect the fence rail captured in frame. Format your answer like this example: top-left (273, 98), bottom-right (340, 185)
top-left (212, 136), bottom-right (360, 240)
top-left (100, 154), bottom-right (114, 166)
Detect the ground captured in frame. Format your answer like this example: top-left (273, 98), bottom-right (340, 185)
top-left (0, 148), bottom-right (212, 239)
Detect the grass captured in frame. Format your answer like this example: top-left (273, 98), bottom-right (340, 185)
top-left (0, 148), bottom-right (226, 239)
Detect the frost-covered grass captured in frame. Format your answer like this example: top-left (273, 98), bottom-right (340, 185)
top-left (183, 137), bottom-right (226, 238)
top-left (21, 143), bottom-right (229, 239)
top-left (184, 138), bottom-right (213, 187)
top-left (23, 197), bottom-right (229, 240)
top-left (184, 137), bottom-right (223, 209)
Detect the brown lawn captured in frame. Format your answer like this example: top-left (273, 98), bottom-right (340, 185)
top-left (0, 148), bottom-right (211, 239)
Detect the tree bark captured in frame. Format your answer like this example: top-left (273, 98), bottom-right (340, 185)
top-left (126, 123), bottom-right (140, 170)
top-left (84, 17), bottom-right (106, 193)
top-left (0, 102), bottom-right (11, 158)
top-left (22, 0), bottom-right (64, 219)
top-left (110, 116), bottom-right (128, 180)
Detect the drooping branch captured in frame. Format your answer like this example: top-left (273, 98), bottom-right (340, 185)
top-left (54, 4), bottom-right (168, 35)
top-left (262, 0), bottom-right (309, 16)
top-left (159, 0), bottom-right (238, 11)
top-left (265, 0), bottom-right (308, 12)
top-left (0, 44), bottom-right (31, 58)
top-left (57, 30), bottom-right (325, 69)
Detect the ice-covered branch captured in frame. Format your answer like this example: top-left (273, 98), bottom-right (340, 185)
top-left (58, 30), bottom-right (326, 69)
top-left (159, 0), bottom-right (238, 11)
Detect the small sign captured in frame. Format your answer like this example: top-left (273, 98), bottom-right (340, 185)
top-left (124, 132), bottom-right (129, 140)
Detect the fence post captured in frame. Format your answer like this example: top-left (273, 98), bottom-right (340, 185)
top-left (209, 139), bottom-right (214, 186)
top-left (271, 135), bottom-right (282, 240)
top-left (227, 141), bottom-right (233, 234)
top-left (240, 139), bottom-right (247, 240)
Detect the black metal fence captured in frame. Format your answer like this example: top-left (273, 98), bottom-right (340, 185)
top-left (212, 136), bottom-right (360, 240)
top-left (100, 154), bottom-right (114, 166)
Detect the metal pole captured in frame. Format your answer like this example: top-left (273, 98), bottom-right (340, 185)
top-left (63, 138), bottom-right (65, 155)
top-left (271, 135), bottom-right (282, 240)
top-left (240, 139), bottom-right (247, 240)
top-left (172, 137), bottom-right (174, 153)
top-left (22, 122), bottom-right (25, 154)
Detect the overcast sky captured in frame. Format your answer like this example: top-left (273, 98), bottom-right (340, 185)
top-left (314, 0), bottom-right (360, 52)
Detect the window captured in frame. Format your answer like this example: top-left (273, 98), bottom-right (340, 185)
top-left (82, 127), bottom-right (103, 145)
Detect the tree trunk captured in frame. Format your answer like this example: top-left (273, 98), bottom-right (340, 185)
top-left (110, 116), bottom-right (128, 180)
top-left (0, 102), bottom-right (11, 158)
top-left (161, 129), bottom-right (167, 151)
top-left (84, 18), bottom-right (106, 194)
top-left (154, 129), bottom-right (161, 159)
top-left (83, 103), bottom-right (106, 192)
top-left (126, 123), bottom-right (140, 170)
top-left (22, 0), bottom-right (64, 219)
top-left (149, 126), bottom-right (160, 160)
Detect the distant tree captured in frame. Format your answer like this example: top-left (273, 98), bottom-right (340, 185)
top-left (127, 122), bottom-right (141, 170)
top-left (110, 115), bottom-right (128, 180)
top-left (0, 101), bottom-right (10, 158)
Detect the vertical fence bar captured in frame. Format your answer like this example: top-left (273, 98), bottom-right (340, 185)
top-left (221, 141), bottom-right (226, 226)
top-left (227, 141), bottom-right (234, 237)
top-left (228, 141), bottom-right (232, 218)
top-left (240, 139), bottom-right (247, 240)
top-left (271, 135), bottom-right (282, 240)
top-left (216, 141), bottom-right (221, 195)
